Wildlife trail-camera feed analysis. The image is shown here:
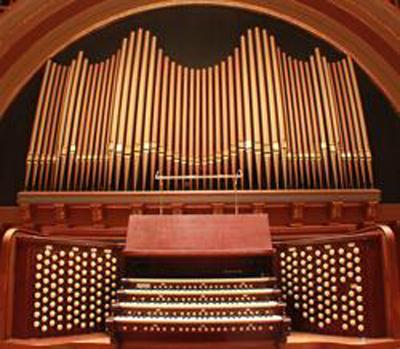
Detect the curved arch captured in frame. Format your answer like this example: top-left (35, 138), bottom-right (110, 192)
top-left (0, 0), bottom-right (399, 117)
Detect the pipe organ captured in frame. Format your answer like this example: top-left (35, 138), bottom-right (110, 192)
top-left (24, 27), bottom-right (373, 192)
top-left (2, 21), bottom-right (399, 349)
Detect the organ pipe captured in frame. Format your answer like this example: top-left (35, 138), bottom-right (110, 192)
top-left (24, 27), bottom-right (374, 192)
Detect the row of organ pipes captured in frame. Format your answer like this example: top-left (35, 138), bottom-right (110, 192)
top-left (24, 27), bottom-right (374, 192)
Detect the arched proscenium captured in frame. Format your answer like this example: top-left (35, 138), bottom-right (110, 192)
top-left (0, 0), bottom-right (399, 118)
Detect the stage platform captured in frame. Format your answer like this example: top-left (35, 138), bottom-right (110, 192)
top-left (2, 332), bottom-right (400, 349)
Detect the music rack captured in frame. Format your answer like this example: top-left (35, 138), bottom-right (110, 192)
top-left (155, 170), bottom-right (243, 214)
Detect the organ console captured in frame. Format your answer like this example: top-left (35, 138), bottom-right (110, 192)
top-left (105, 214), bottom-right (290, 346)
top-left (1, 22), bottom-right (399, 349)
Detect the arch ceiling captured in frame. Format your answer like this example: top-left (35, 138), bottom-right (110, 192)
top-left (0, 0), bottom-right (399, 117)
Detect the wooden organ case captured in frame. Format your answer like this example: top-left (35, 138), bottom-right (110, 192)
top-left (0, 24), bottom-right (399, 349)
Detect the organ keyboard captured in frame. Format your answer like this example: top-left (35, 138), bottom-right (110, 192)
top-left (107, 277), bottom-right (290, 342)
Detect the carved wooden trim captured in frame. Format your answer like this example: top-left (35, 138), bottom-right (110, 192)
top-left (19, 203), bottom-right (32, 226)
top-left (170, 203), bottom-right (183, 215)
top-left (329, 201), bottom-right (343, 225)
top-left (130, 203), bottom-right (144, 215)
top-left (365, 200), bottom-right (379, 224)
top-left (53, 203), bottom-right (67, 226)
top-left (252, 202), bottom-right (265, 214)
top-left (90, 203), bottom-right (104, 227)
top-left (378, 224), bottom-right (400, 338)
top-left (17, 189), bottom-right (381, 204)
top-left (290, 202), bottom-right (304, 226)
top-left (0, 228), bottom-right (18, 339)
top-left (211, 203), bottom-right (225, 214)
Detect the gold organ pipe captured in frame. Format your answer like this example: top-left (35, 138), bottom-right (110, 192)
top-left (299, 60), bottom-right (317, 187)
top-left (64, 53), bottom-right (84, 191)
top-left (325, 59), bottom-right (348, 187)
top-left (133, 30), bottom-right (150, 190)
top-left (207, 67), bottom-right (215, 190)
top-left (32, 63), bottom-right (57, 190)
top-left (98, 55), bottom-right (116, 189)
top-left (194, 69), bottom-right (201, 190)
top-left (310, 55), bottom-right (331, 188)
top-left (104, 50), bottom-right (121, 189)
top-left (142, 37), bottom-right (158, 191)
top-left (330, 62), bottom-right (352, 187)
top-left (254, 28), bottom-right (272, 189)
top-left (314, 48), bottom-right (339, 188)
top-left (25, 61), bottom-right (52, 190)
top-left (281, 53), bottom-right (299, 188)
top-left (270, 37), bottom-right (288, 189)
top-left (35, 63), bottom-right (57, 190)
top-left (276, 48), bottom-right (291, 188)
top-left (322, 56), bottom-right (345, 188)
top-left (149, 49), bottom-right (164, 191)
top-left (347, 57), bottom-right (373, 187)
top-left (304, 61), bottom-right (324, 188)
top-left (92, 59), bottom-right (110, 190)
top-left (124, 31), bottom-right (142, 190)
top-left (187, 68), bottom-right (195, 190)
top-left (342, 57), bottom-right (367, 188)
top-left (201, 68), bottom-right (208, 189)
top-left (73, 63), bottom-right (93, 190)
top-left (247, 29), bottom-right (263, 189)
top-left (44, 66), bottom-right (68, 190)
top-left (165, 61), bottom-right (176, 190)
top-left (120, 33), bottom-right (136, 190)
top-left (336, 60), bottom-right (361, 188)
top-left (37, 63), bottom-right (60, 190)
top-left (85, 61), bottom-right (105, 190)
top-left (293, 59), bottom-right (311, 188)
top-left (58, 54), bottom-right (82, 190)
top-left (83, 61), bottom-right (98, 190)
top-left (107, 39), bottom-right (127, 190)
top-left (95, 58), bottom-right (111, 190)
top-left (157, 56), bottom-right (170, 189)
top-left (78, 63), bottom-right (97, 190)
top-left (115, 40), bottom-right (130, 190)
top-left (297, 60), bottom-right (312, 186)
top-left (213, 64), bottom-right (222, 190)
top-left (52, 62), bottom-right (74, 190)
top-left (173, 65), bottom-right (183, 190)
top-left (227, 56), bottom-right (238, 190)
top-left (233, 48), bottom-right (245, 190)
top-left (262, 30), bottom-right (279, 189)
top-left (220, 61), bottom-right (230, 189)
top-left (65, 58), bottom-right (85, 190)
top-left (180, 67), bottom-right (189, 190)
top-left (240, 35), bottom-right (254, 189)
top-left (288, 57), bottom-right (305, 187)
top-left (84, 63), bottom-right (101, 190)
top-left (66, 58), bottom-right (89, 190)
top-left (116, 33), bottom-right (134, 190)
